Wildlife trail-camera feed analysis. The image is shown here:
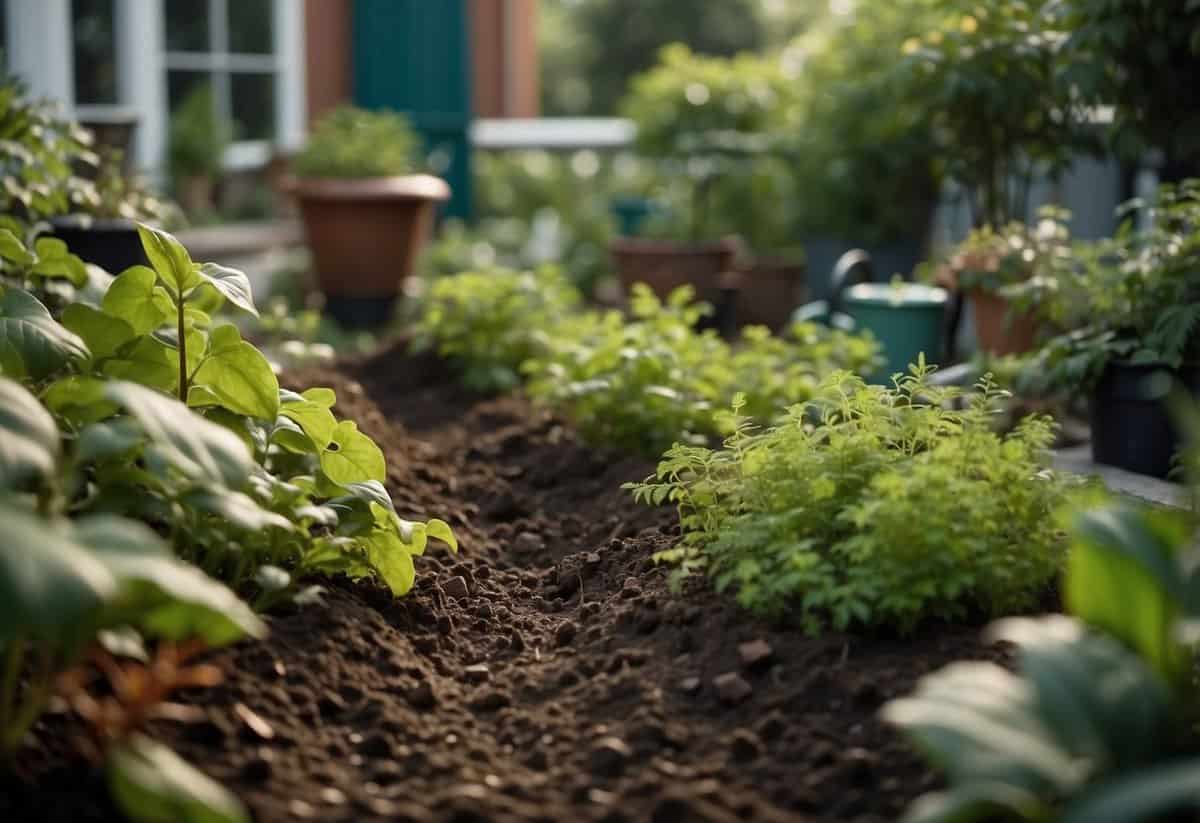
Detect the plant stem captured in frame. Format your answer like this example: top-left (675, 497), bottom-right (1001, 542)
top-left (177, 296), bottom-right (188, 404)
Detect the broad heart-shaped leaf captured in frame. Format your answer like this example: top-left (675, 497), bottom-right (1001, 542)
top-left (189, 324), bottom-right (279, 420)
top-left (425, 518), bottom-right (458, 553)
top-left (136, 223), bottom-right (200, 295)
top-left (1061, 758), bottom-right (1200, 823)
top-left (62, 303), bottom-right (137, 360)
top-left (302, 387), bottom-right (336, 408)
top-left (0, 286), bottom-right (90, 380)
top-left (0, 227), bottom-right (33, 265)
top-left (279, 390), bottom-right (336, 451)
top-left (44, 375), bottom-right (118, 426)
top-left (77, 515), bottom-right (265, 647)
top-left (320, 420), bottom-right (386, 486)
top-left (104, 381), bottom-right (253, 489)
top-left (1065, 502), bottom-right (1191, 682)
top-left (108, 734), bottom-right (250, 823)
top-left (195, 262), bottom-right (258, 317)
top-left (0, 500), bottom-right (117, 646)
top-left (362, 528), bottom-right (417, 596)
top-left (102, 266), bottom-right (172, 336)
top-left (101, 334), bottom-right (179, 394)
top-left (75, 418), bottom-right (145, 464)
top-left (0, 376), bottom-right (59, 490)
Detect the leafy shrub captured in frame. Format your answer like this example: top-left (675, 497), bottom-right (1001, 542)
top-left (885, 489), bottom-right (1200, 822)
top-left (0, 224), bottom-right (455, 819)
top-left (413, 266), bottom-right (583, 392)
top-left (293, 106), bottom-right (422, 179)
top-left (415, 269), bottom-right (879, 454)
top-left (629, 363), bottom-right (1071, 631)
top-left (166, 85), bottom-right (230, 181)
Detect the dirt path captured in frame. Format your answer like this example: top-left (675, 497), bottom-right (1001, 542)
top-left (8, 342), bottom-right (1004, 823)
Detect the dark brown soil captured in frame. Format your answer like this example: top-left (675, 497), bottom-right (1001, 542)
top-left (5, 340), bottom-right (1012, 823)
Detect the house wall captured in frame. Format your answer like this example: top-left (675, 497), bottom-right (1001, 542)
top-left (304, 0), bottom-right (353, 123)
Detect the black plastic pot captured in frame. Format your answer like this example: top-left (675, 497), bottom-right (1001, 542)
top-left (47, 217), bottom-right (149, 274)
top-left (1090, 361), bottom-right (1200, 479)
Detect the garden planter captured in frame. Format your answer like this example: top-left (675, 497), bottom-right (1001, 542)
top-left (610, 237), bottom-right (739, 304)
top-left (739, 255), bottom-right (807, 332)
top-left (1090, 361), bottom-right (1200, 479)
top-left (291, 175), bottom-right (450, 328)
top-left (843, 282), bottom-right (948, 382)
top-left (47, 216), bottom-right (149, 274)
top-left (968, 289), bottom-right (1040, 356)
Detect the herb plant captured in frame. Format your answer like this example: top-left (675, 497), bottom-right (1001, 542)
top-left (629, 363), bottom-right (1071, 631)
top-left (292, 106), bottom-right (422, 179)
top-left (885, 488), bottom-right (1200, 822)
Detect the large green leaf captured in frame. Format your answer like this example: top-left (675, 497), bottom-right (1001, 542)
top-left (320, 420), bottom-right (386, 485)
top-left (103, 381), bottom-right (253, 489)
top-left (182, 487), bottom-right (293, 534)
top-left (75, 418), bottom-right (145, 464)
top-left (102, 266), bottom-right (172, 336)
top-left (0, 286), bottom-right (90, 379)
top-left (278, 389), bottom-right (336, 451)
top-left (363, 528), bottom-right (417, 596)
top-left (62, 303), bottom-right (137, 360)
top-left (0, 376), bottom-right (59, 489)
top-left (0, 227), bottom-right (33, 265)
top-left (1062, 759), bottom-right (1200, 823)
top-left (0, 500), bottom-right (117, 646)
top-left (77, 515), bottom-right (265, 647)
top-left (102, 335), bottom-right (179, 394)
top-left (189, 324), bottom-right (278, 420)
top-left (44, 375), bottom-right (116, 427)
top-left (195, 263), bottom-right (258, 317)
top-left (136, 223), bottom-right (199, 295)
top-left (108, 735), bottom-right (250, 823)
top-left (1065, 503), bottom-right (1190, 682)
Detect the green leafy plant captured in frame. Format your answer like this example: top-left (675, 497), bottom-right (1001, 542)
top-left (884, 489), bottom-right (1200, 822)
top-left (292, 105), bottom-right (422, 179)
top-left (1022, 180), bottom-right (1200, 395)
top-left (413, 266), bottom-right (583, 391)
top-left (894, 0), bottom-right (1098, 227)
top-left (166, 85), bottom-right (229, 183)
top-left (628, 362), bottom-right (1072, 631)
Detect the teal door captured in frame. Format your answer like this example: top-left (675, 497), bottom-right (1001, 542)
top-left (353, 0), bottom-right (473, 219)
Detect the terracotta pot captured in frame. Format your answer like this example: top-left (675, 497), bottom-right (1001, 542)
top-left (739, 256), bottom-right (807, 332)
top-left (290, 174), bottom-right (450, 327)
top-left (969, 289), bottom-right (1040, 356)
top-left (610, 237), bottom-right (739, 302)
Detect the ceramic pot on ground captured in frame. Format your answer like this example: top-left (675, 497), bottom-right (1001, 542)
top-left (47, 216), bottom-right (149, 274)
top-left (738, 255), bottom-right (807, 332)
top-left (290, 174), bottom-right (451, 328)
top-left (968, 289), bottom-right (1040, 356)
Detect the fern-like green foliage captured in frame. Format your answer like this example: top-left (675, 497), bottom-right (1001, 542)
top-left (292, 106), bottom-right (421, 179)
top-left (629, 361), bottom-right (1073, 631)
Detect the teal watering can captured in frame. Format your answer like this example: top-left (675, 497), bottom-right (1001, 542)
top-left (793, 250), bottom-right (950, 383)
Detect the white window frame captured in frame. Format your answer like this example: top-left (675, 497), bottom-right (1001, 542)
top-left (3, 0), bottom-right (305, 178)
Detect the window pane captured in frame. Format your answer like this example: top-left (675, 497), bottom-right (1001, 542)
top-left (73, 0), bottom-right (117, 104)
top-left (165, 0), bottom-right (210, 52)
top-left (231, 72), bottom-right (275, 140)
top-left (167, 69), bottom-right (212, 115)
top-left (228, 0), bottom-right (274, 55)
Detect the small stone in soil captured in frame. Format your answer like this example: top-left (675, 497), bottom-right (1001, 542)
top-left (442, 576), bottom-right (470, 600)
top-left (728, 729), bottom-right (765, 762)
top-left (713, 672), bottom-right (753, 705)
top-left (468, 689), bottom-right (511, 712)
top-left (589, 736), bottom-right (633, 778)
top-left (319, 787), bottom-right (347, 805)
top-left (234, 702), bottom-right (274, 741)
top-left (554, 621), bottom-right (578, 647)
top-left (678, 676), bottom-right (701, 695)
top-left (463, 663), bottom-right (490, 683)
top-left (513, 532), bottom-right (544, 554)
top-left (737, 638), bottom-right (774, 669)
top-left (405, 681), bottom-right (437, 709)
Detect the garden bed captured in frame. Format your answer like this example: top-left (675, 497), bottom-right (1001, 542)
top-left (6, 341), bottom-right (1007, 823)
